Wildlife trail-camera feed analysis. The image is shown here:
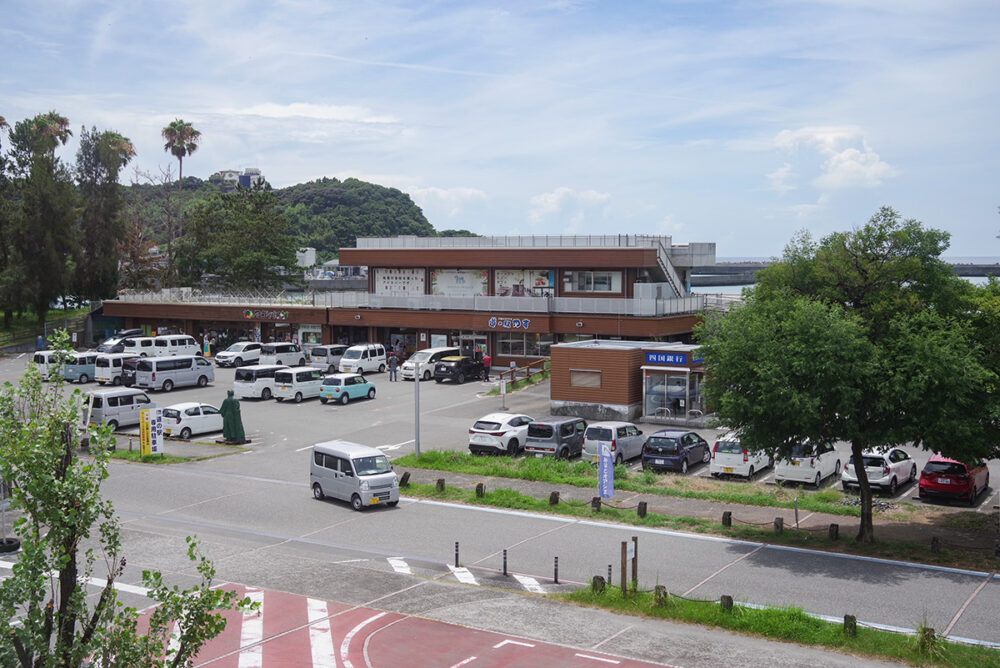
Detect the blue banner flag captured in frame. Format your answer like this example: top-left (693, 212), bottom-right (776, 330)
top-left (598, 444), bottom-right (614, 498)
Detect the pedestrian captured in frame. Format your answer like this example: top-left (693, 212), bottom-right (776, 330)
top-left (388, 352), bottom-right (398, 381)
top-left (482, 352), bottom-right (491, 381)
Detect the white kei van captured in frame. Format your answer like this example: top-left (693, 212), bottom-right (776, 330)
top-left (87, 387), bottom-right (155, 431)
top-left (32, 350), bottom-right (64, 380)
top-left (400, 346), bottom-right (460, 381)
top-left (307, 344), bottom-right (349, 373)
top-left (96, 353), bottom-right (136, 385)
top-left (233, 364), bottom-right (288, 400)
top-left (120, 336), bottom-right (156, 357)
top-left (273, 366), bottom-right (324, 403)
top-left (338, 343), bottom-right (387, 374)
top-left (259, 342), bottom-right (306, 367)
top-left (153, 334), bottom-right (201, 358)
top-left (135, 355), bottom-right (215, 392)
top-left (310, 440), bottom-right (399, 511)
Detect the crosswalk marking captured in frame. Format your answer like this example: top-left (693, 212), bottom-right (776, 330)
top-left (307, 598), bottom-right (337, 668)
top-left (448, 565), bottom-right (479, 585)
top-left (388, 557), bottom-right (412, 574)
top-left (513, 574), bottom-right (545, 594)
top-left (238, 590), bottom-right (265, 667)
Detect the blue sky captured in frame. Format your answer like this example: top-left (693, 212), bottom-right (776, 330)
top-left (3, 1), bottom-right (998, 258)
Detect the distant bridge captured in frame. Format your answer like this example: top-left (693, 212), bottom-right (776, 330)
top-left (690, 262), bottom-right (1000, 286)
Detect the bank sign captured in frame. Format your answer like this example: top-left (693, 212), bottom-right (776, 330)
top-left (645, 352), bottom-right (704, 365)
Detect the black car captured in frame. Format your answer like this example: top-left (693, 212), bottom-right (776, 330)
top-left (433, 356), bottom-right (484, 384)
top-left (120, 357), bottom-right (141, 387)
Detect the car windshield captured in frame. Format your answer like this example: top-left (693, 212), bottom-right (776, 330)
top-left (586, 427), bottom-right (613, 441)
top-left (353, 455), bottom-right (392, 476)
top-left (162, 409), bottom-right (181, 419)
top-left (715, 441), bottom-right (743, 454)
top-left (343, 349), bottom-right (361, 359)
top-left (322, 377), bottom-right (342, 386)
top-left (647, 437), bottom-right (679, 453)
top-left (789, 444), bottom-right (813, 458)
top-left (226, 343), bottom-right (246, 352)
top-left (473, 420), bottom-right (501, 431)
top-left (409, 351), bottom-right (432, 363)
top-left (924, 461), bottom-right (968, 476)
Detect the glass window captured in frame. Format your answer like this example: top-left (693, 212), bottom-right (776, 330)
top-left (570, 369), bottom-right (601, 388)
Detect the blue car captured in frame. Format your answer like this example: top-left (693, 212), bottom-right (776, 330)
top-left (641, 429), bottom-right (710, 474)
top-left (62, 352), bottom-right (98, 384)
top-left (319, 373), bottom-right (376, 405)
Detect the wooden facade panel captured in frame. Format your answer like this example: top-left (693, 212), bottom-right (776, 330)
top-left (550, 347), bottom-right (645, 405)
top-left (340, 247), bottom-right (658, 269)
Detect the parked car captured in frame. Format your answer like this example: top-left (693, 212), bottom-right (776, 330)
top-left (96, 353), bottom-right (138, 386)
top-left (120, 336), bottom-right (156, 357)
top-left (87, 387), bottom-right (155, 431)
top-left (96, 329), bottom-right (144, 354)
top-left (641, 429), bottom-right (710, 473)
top-left (710, 432), bottom-right (772, 479)
top-left (841, 447), bottom-right (917, 495)
top-left (232, 364), bottom-right (288, 400)
top-left (152, 334), bottom-right (201, 357)
top-left (162, 402), bottom-right (223, 440)
top-left (337, 343), bottom-right (387, 374)
top-left (319, 373), bottom-right (376, 405)
top-left (582, 422), bottom-right (645, 465)
top-left (918, 454), bottom-right (990, 505)
top-left (120, 357), bottom-right (140, 387)
top-left (524, 417), bottom-right (587, 458)
top-left (135, 355), bottom-right (215, 392)
top-left (61, 352), bottom-right (98, 384)
top-left (273, 366), bottom-right (324, 403)
top-left (310, 440), bottom-right (399, 510)
top-left (259, 342), bottom-right (306, 367)
top-left (215, 341), bottom-right (262, 368)
top-left (402, 346), bottom-right (460, 381)
top-left (308, 344), bottom-right (349, 373)
top-left (433, 356), bottom-right (483, 384)
top-left (468, 412), bottom-right (534, 456)
top-left (774, 441), bottom-right (841, 487)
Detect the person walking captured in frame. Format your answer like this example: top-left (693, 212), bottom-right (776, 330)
top-left (388, 351), bottom-right (398, 381)
top-left (481, 352), bottom-right (491, 381)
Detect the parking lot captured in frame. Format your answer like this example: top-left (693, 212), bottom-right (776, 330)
top-left (3, 352), bottom-right (996, 512)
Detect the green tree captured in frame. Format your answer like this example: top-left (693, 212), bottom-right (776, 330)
top-left (161, 119), bottom-right (201, 282)
top-left (75, 126), bottom-right (136, 299)
top-left (0, 331), bottom-right (254, 666)
top-left (0, 115), bottom-right (24, 328)
top-left (697, 208), bottom-right (997, 543)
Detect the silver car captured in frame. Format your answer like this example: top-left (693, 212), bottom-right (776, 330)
top-left (582, 421), bottom-right (645, 465)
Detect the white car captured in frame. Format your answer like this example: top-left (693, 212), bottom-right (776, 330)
top-left (710, 432), bottom-right (772, 479)
top-left (774, 441), bottom-right (841, 487)
top-left (841, 447), bottom-right (917, 496)
top-left (215, 342), bottom-right (262, 368)
top-left (162, 402), bottom-right (223, 440)
top-left (468, 413), bottom-right (534, 456)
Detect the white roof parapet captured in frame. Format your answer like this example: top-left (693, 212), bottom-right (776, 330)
top-left (355, 234), bottom-right (678, 250)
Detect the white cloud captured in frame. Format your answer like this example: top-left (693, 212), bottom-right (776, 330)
top-left (773, 126), bottom-right (898, 191)
top-left (814, 142), bottom-right (899, 190)
top-left (528, 187), bottom-right (610, 223)
top-left (409, 186), bottom-right (488, 217)
top-left (767, 162), bottom-right (796, 194)
top-left (217, 103), bottom-right (398, 125)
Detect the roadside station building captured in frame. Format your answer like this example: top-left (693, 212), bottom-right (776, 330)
top-left (102, 235), bottom-right (723, 371)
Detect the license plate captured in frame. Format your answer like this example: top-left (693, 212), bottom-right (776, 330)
top-left (535, 454), bottom-right (543, 458)
top-left (369, 498), bottom-right (379, 505)
top-left (654, 458), bottom-right (665, 465)
top-left (164, 429), bottom-right (172, 435)
top-left (724, 467), bottom-right (733, 473)
top-left (791, 461), bottom-right (800, 466)
top-left (592, 456), bottom-right (598, 463)
top-left (937, 477), bottom-right (950, 484)
top-left (280, 386), bottom-right (287, 390)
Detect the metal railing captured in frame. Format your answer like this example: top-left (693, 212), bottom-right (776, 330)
top-left (355, 234), bottom-right (676, 250)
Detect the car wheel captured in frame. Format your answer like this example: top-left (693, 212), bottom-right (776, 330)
top-left (615, 454), bottom-right (623, 466)
top-left (107, 420), bottom-right (118, 432)
top-left (702, 447), bottom-right (710, 464)
top-left (298, 358), bottom-right (305, 366)
top-left (506, 438), bottom-right (520, 456)
top-left (180, 427), bottom-right (192, 440)
top-left (842, 483), bottom-right (850, 492)
top-left (261, 387), bottom-right (272, 400)
top-left (378, 363), bottom-right (386, 373)
top-left (340, 393), bottom-right (349, 405)
top-left (968, 486), bottom-right (978, 506)
top-left (0, 537), bottom-right (20, 553)
top-left (162, 380), bottom-right (173, 392)
top-left (423, 370), bottom-right (432, 381)
top-left (233, 357), bottom-right (242, 368)
top-left (312, 483), bottom-right (325, 500)
top-left (294, 392), bottom-right (303, 404)
top-left (457, 373), bottom-right (465, 384)
top-left (680, 459), bottom-right (688, 474)
top-left (435, 378), bottom-right (442, 383)
top-left (351, 494), bottom-right (364, 511)
top-left (888, 477), bottom-right (898, 496)
top-left (367, 388), bottom-right (376, 399)
top-left (320, 397), bottom-right (328, 404)
top-left (814, 472), bottom-right (821, 487)
top-left (197, 375), bottom-right (208, 387)
top-left (112, 376), bottom-right (121, 386)
top-left (79, 374), bottom-right (88, 384)
top-left (910, 464), bottom-right (917, 483)
top-left (387, 500), bottom-right (398, 507)
top-left (834, 460), bottom-right (842, 476)
top-left (276, 397), bottom-right (284, 402)
top-left (748, 466), bottom-right (755, 479)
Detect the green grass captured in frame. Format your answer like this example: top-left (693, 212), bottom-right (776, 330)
top-left (563, 586), bottom-right (1000, 668)
top-left (109, 450), bottom-right (189, 464)
top-left (394, 451), bottom-right (860, 517)
top-left (484, 370), bottom-right (551, 395)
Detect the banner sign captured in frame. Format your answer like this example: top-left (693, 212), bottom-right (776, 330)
top-left (139, 408), bottom-right (164, 456)
top-left (487, 317), bottom-right (532, 330)
top-left (598, 444), bottom-right (614, 498)
top-left (243, 309), bottom-right (289, 321)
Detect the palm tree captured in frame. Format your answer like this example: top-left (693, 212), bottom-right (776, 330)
top-left (30, 111), bottom-right (72, 155)
top-left (161, 119), bottom-right (201, 282)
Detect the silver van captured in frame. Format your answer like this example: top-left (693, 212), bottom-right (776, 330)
top-left (524, 416), bottom-right (588, 458)
top-left (310, 440), bottom-right (399, 511)
top-left (307, 344), bottom-right (349, 373)
top-left (400, 346), bottom-right (459, 381)
top-left (135, 355), bottom-right (215, 392)
top-left (88, 387), bottom-right (155, 431)
top-left (259, 342), bottom-right (306, 367)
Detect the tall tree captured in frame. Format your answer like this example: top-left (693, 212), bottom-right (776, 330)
top-left (75, 126), bottom-right (135, 300)
top-left (0, 115), bottom-right (23, 328)
top-left (697, 208), bottom-right (997, 543)
top-left (160, 119), bottom-right (201, 282)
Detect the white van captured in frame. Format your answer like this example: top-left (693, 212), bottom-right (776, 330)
top-left (273, 366), bottom-right (324, 403)
top-left (338, 343), bottom-right (387, 374)
top-left (96, 353), bottom-right (137, 385)
top-left (400, 346), bottom-right (460, 381)
top-left (307, 344), bottom-right (349, 373)
top-left (135, 355), bottom-right (215, 392)
top-left (259, 342), bottom-right (306, 367)
top-left (153, 334), bottom-right (200, 358)
top-left (233, 364), bottom-right (288, 400)
top-left (87, 387), bottom-right (155, 431)
top-left (310, 440), bottom-right (399, 510)
top-left (120, 336), bottom-right (156, 357)
top-left (32, 350), bottom-right (64, 380)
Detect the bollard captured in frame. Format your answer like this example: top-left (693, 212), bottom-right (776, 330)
top-left (608, 564), bottom-right (613, 586)
top-left (436, 478), bottom-right (445, 492)
top-left (503, 549), bottom-right (508, 576)
top-left (128, 437), bottom-right (134, 452)
top-left (475, 482), bottom-right (485, 498)
top-left (720, 595), bottom-right (734, 612)
top-left (844, 614), bottom-right (857, 637)
top-left (591, 497), bottom-right (602, 512)
top-left (399, 471), bottom-right (410, 487)
top-left (654, 585), bottom-right (668, 605)
top-left (554, 556), bottom-right (559, 584)
top-left (549, 491), bottom-right (560, 505)
top-left (794, 496), bottom-right (799, 529)
top-left (774, 517), bottom-right (784, 534)
top-left (592, 575), bottom-right (606, 593)
top-left (454, 541), bottom-right (459, 567)
top-left (722, 511), bottom-right (732, 527)
top-left (637, 501), bottom-right (647, 518)
top-left (829, 523), bottom-right (839, 541)
top-left (931, 536), bottom-right (941, 553)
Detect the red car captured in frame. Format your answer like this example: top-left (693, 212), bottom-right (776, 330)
top-left (918, 454), bottom-right (990, 505)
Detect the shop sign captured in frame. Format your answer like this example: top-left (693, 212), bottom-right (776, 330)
top-left (243, 309), bottom-right (289, 321)
top-left (645, 352), bottom-right (687, 365)
top-left (488, 316), bottom-right (531, 329)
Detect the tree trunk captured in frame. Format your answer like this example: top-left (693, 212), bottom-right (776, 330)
top-left (852, 440), bottom-right (875, 543)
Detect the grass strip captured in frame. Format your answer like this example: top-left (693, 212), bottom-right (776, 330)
top-left (395, 451), bottom-right (860, 517)
top-left (562, 586), bottom-right (1000, 668)
top-left (109, 450), bottom-right (189, 464)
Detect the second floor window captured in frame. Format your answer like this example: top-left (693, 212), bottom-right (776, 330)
top-left (563, 271), bottom-right (621, 293)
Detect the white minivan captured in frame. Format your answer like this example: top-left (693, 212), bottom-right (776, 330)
top-left (273, 366), bottom-right (324, 403)
top-left (338, 343), bottom-right (387, 374)
top-left (233, 364), bottom-right (288, 400)
top-left (135, 355), bottom-right (215, 392)
top-left (87, 387), bottom-right (155, 431)
top-left (400, 346), bottom-right (459, 381)
top-left (120, 336), bottom-right (156, 357)
top-left (96, 353), bottom-right (136, 385)
top-left (709, 432), bottom-right (773, 479)
top-left (307, 344), bottom-right (349, 373)
top-left (259, 342), bottom-right (306, 367)
top-left (153, 334), bottom-right (200, 357)
top-left (310, 440), bottom-right (399, 510)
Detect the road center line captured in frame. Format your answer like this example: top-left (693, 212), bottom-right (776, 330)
top-left (683, 544), bottom-right (765, 597)
top-left (943, 571), bottom-right (995, 636)
top-left (472, 519), bottom-right (575, 565)
top-left (589, 625), bottom-right (632, 650)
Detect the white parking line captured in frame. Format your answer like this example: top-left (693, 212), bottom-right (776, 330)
top-left (575, 654), bottom-right (620, 664)
top-left (513, 574), bottom-right (545, 593)
top-left (975, 490), bottom-right (997, 513)
top-left (448, 564), bottom-right (479, 585)
top-left (387, 557), bottom-right (411, 575)
top-left (683, 544), bottom-right (764, 596)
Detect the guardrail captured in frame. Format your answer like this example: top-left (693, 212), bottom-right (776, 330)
top-left (497, 358), bottom-right (550, 386)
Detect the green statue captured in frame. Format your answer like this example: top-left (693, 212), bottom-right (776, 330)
top-left (220, 389), bottom-right (246, 443)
